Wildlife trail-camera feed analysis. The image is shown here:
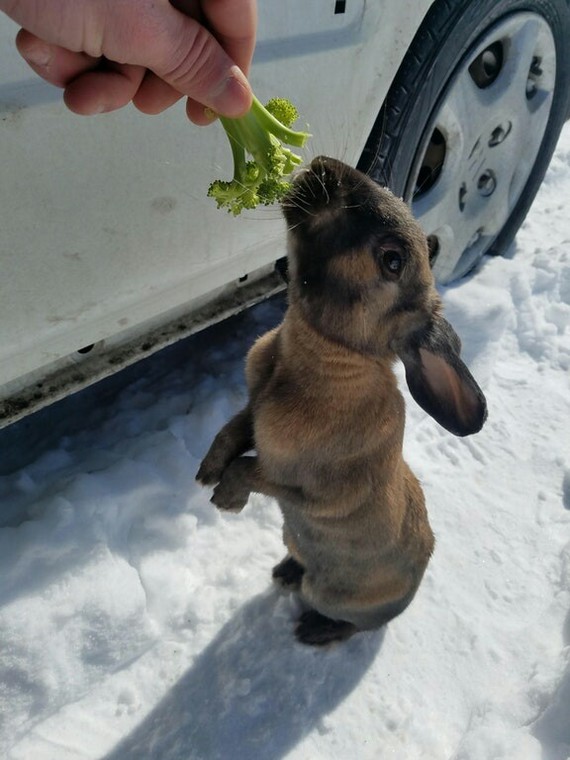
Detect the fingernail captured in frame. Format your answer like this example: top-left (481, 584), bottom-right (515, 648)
top-left (24, 42), bottom-right (52, 69)
top-left (203, 107), bottom-right (218, 124)
top-left (211, 66), bottom-right (252, 118)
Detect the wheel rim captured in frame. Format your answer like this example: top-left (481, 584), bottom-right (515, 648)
top-left (409, 12), bottom-right (556, 283)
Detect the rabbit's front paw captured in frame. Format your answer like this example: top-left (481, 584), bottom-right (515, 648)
top-left (196, 450), bottom-right (227, 486)
top-left (272, 556), bottom-right (305, 591)
top-left (210, 459), bottom-right (252, 513)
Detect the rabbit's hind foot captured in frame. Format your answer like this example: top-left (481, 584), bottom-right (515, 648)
top-left (295, 610), bottom-right (358, 646)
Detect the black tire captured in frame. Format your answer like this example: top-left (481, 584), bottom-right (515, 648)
top-left (358, 0), bottom-right (570, 283)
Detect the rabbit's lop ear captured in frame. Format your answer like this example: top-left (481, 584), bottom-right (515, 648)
top-left (397, 316), bottom-right (487, 436)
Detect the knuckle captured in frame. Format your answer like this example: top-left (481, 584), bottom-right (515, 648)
top-left (159, 27), bottom-right (218, 95)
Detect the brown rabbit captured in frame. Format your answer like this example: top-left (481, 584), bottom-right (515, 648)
top-left (197, 156), bottom-right (487, 646)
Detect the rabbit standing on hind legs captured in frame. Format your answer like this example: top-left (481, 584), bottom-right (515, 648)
top-left (197, 156), bottom-right (487, 646)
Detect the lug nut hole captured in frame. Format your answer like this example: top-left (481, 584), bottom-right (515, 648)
top-left (477, 170), bottom-right (497, 197)
top-left (489, 121), bottom-right (512, 147)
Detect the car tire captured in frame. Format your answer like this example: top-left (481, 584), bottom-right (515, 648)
top-left (358, 0), bottom-right (570, 283)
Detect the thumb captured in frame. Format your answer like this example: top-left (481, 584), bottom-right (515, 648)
top-left (142, 8), bottom-right (252, 117)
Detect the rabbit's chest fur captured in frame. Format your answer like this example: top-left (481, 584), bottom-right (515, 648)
top-left (245, 316), bottom-right (434, 625)
top-left (246, 312), bottom-right (409, 520)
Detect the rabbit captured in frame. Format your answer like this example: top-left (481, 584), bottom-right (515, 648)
top-left (197, 156), bottom-right (487, 646)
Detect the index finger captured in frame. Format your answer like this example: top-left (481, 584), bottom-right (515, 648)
top-left (199, 0), bottom-right (257, 75)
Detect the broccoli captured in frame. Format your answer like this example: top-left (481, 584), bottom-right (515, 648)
top-left (208, 96), bottom-right (311, 216)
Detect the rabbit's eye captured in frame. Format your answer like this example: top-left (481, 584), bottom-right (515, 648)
top-left (382, 249), bottom-right (404, 276)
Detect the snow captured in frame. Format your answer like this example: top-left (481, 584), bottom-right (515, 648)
top-left (1, 125), bottom-right (570, 760)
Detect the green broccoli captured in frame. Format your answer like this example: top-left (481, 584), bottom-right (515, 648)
top-left (208, 96), bottom-right (311, 216)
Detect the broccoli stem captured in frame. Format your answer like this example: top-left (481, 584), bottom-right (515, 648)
top-left (249, 96), bottom-right (309, 147)
top-left (219, 96), bottom-right (309, 172)
top-left (224, 123), bottom-right (250, 186)
top-left (208, 94), bottom-right (311, 214)
top-left (220, 107), bottom-right (274, 176)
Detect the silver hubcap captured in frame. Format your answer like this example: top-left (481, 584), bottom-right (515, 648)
top-left (410, 13), bottom-right (556, 283)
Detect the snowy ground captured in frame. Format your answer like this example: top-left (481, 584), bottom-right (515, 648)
top-left (1, 125), bottom-right (570, 760)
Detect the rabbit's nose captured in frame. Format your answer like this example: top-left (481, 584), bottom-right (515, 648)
top-left (310, 155), bottom-right (328, 172)
top-left (310, 155), bottom-right (341, 179)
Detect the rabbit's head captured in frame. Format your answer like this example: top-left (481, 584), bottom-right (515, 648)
top-left (282, 156), bottom-right (487, 436)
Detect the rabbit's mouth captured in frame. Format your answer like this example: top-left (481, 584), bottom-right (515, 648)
top-left (283, 155), bottom-right (352, 217)
top-left (281, 155), bottom-right (419, 244)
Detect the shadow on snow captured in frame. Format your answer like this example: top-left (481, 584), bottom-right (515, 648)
top-left (103, 588), bottom-right (384, 760)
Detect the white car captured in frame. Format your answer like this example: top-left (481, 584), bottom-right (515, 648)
top-left (1, 0), bottom-right (569, 427)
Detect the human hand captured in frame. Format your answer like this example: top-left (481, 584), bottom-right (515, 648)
top-left (0, 0), bottom-right (256, 124)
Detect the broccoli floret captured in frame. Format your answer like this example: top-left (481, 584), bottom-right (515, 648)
top-left (208, 96), bottom-right (311, 216)
top-left (264, 98), bottom-right (300, 128)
